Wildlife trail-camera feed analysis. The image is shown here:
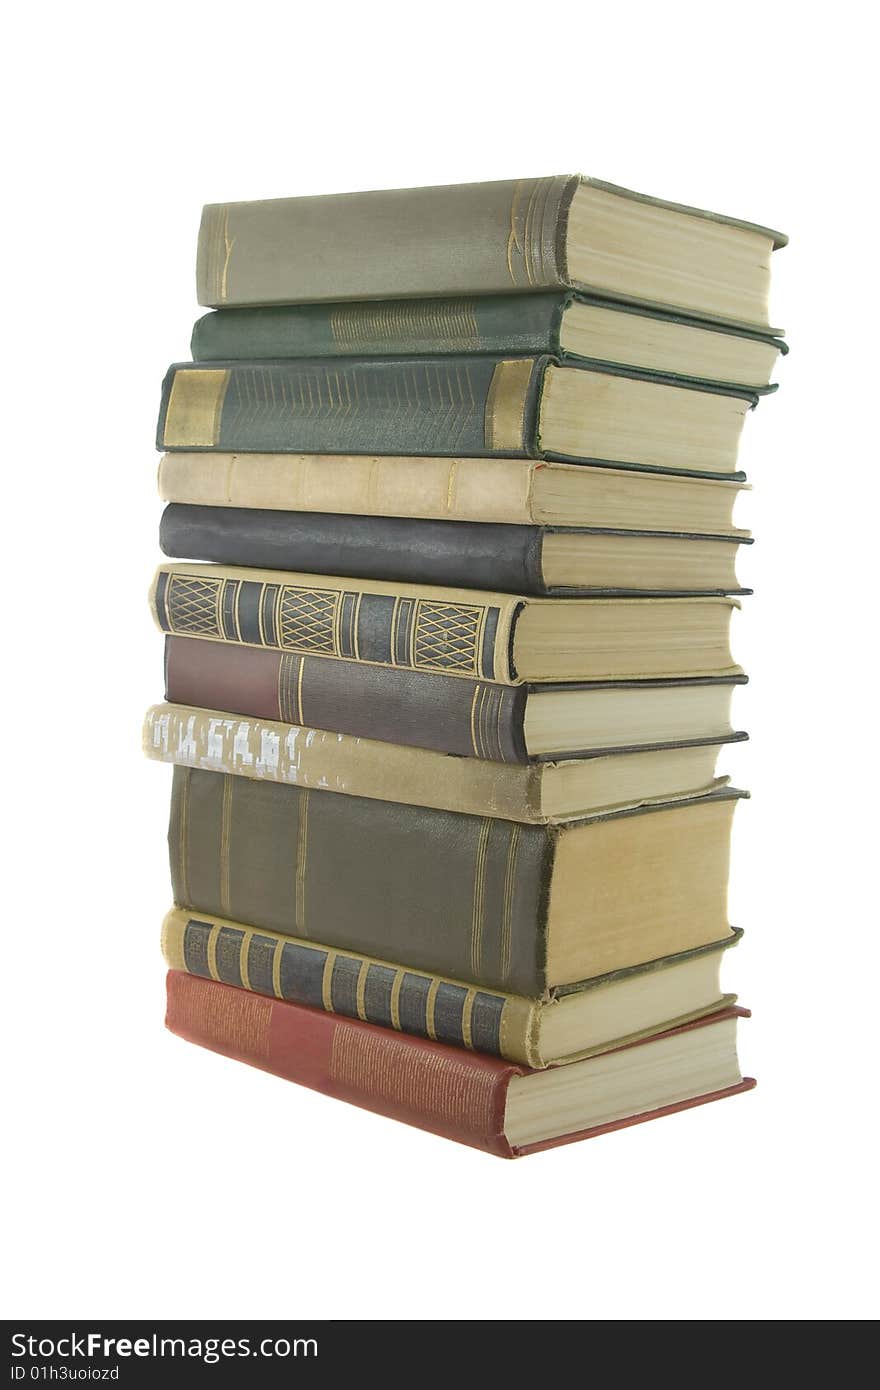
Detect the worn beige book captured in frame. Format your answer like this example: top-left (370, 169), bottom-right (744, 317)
top-left (144, 702), bottom-right (728, 824)
top-left (158, 453), bottom-right (749, 535)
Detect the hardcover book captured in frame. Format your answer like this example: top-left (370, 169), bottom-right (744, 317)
top-left (162, 906), bottom-right (741, 1067)
top-left (144, 701), bottom-right (731, 823)
top-left (166, 972), bottom-right (754, 1158)
top-left (158, 455), bottom-right (748, 534)
top-left (163, 635), bottom-right (747, 762)
top-left (190, 294), bottom-right (786, 391)
top-left (166, 766), bottom-right (744, 994)
top-left (151, 564), bottom-right (742, 684)
top-left (159, 504), bottom-right (751, 597)
top-left (157, 356), bottom-right (756, 478)
top-left (195, 175), bottom-right (785, 331)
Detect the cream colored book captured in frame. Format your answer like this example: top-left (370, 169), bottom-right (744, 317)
top-left (158, 453), bottom-right (749, 534)
top-left (143, 702), bottom-right (730, 824)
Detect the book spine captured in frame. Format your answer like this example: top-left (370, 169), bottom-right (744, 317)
top-left (168, 766), bottom-right (553, 995)
top-left (164, 637), bottom-right (529, 762)
top-left (161, 908), bottom-right (538, 1066)
top-left (191, 294), bottom-right (567, 361)
top-left (145, 702), bottom-right (546, 822)
top-left (157, 452), bottom-right (539, 525)
top-left (196, 178), bottom-right (575, 308)
top-left (165, 971), bottom-right (518, 1156)
top-left (156, 356), bottom-right (547, 458)
top-left (151, 565), bottom-right (520, 684)
top-left (159, 504), bottom-right (548, 595)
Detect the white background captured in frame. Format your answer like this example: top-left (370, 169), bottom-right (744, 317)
top-left (3, 0), bottom-right (877, 1322)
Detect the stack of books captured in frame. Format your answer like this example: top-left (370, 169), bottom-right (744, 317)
top-left (145, 175), bottom-right (786, 1157)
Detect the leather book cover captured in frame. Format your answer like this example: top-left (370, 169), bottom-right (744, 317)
top-left (165, 973), bottom-right (754, 1158)
top-left (156, 356), bottom-right (757, 466)
top-left (164, 635), bottom-right (529, 762)
top-left (163, 635), bottom-right (748, 764)
top-left (151, 562), bottom-right (742, 687)
top-left (159, 503), bottom-right (750, 598)
top-left (161, 905), bottom-right (741, 1068)
top-left (157, 355), bottom-right (548, 458)
top-left (166, 765), bottom-right (744, 995)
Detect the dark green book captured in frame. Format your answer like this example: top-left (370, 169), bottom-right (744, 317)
top-left (158, 355), bottom-right (757, 478)
top-left (169, 766), bottom-right (745, 995)
top-left (191, 294), bottom-right (785, 393)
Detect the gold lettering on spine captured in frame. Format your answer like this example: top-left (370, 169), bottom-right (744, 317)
top-left (484, 359), bottom-right (534, 453)
top-left (271, 939), bottom-right (283, 998)
top-left (163, 369), bottom-right (231, 448)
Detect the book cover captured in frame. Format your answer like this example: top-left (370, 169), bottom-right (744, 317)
top-left (165, 972), bottom-right (755, 1158)
top-left (162, 905), bottom-right (741, 1067)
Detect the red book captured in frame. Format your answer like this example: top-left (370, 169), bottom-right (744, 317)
top-left (165, 971), bottom-right (754, 1158)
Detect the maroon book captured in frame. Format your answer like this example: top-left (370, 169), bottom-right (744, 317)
top-left (165, 972), bottom-right (754, 1158)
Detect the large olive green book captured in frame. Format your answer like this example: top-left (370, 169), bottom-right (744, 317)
top-left (144, 701), bottom-right (730, 824)
top-left (161, 906), bottom-right (741, 1069)
top-left (197, 175), bottom-right (786, 332)
top-left (167, 768), bottom-right (745, 994)
top-left (150, 563), bottom-right (741, 685)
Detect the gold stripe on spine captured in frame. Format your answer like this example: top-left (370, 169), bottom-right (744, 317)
top-left (322, 951), bottom-right (337, 1012)
top-left (499, 824), bottom-right (521, 980)
top-left (271, 939), bottom-right (283, 999)
top-left (494, 687), bottom-right (506, 763)
top-left (296, 655), bottom-right (305, 724)
top-left (177, 767), bottom-right (191, 905)
top-left (390, 971), bottom-right (404, 1033)
top-left (506, 181), bottom-right (527, 285)
top-left (484, 359), bottom-right (534, 453)
top-left (461, 989), bottom-right (477, 1051)
top-left (470, 819), bottom-right (493, 978)
top-left (329, 300), bottom-right (480, 351)
top-left (469, 686), bottom-right (482, 758)
top-left (239, 929), bottom-right (252, 992)
top-left (162, 369), bottom-right (231, 448)
top-left (355, 961), bottom-right (368, 1021)
top-left (206, 923), bottom-right (221, 982)
top-left (217, 206), bottom-right (235, 302)
top-left (425, 979), bottom-right (441, 1041)
top-left (295, 790), bottom-right (309, 936)
top-left (219, 775), bottom-right (233, 917)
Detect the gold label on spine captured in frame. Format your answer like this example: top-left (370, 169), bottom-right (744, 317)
top-left (163, 369), bottom-right (231, 447)
top-left (484, 359), bottom-right (534, 452)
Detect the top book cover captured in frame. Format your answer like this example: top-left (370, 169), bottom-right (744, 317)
top-left (197, 175), bottom-right (787, 333)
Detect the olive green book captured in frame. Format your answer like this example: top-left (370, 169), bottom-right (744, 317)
top-left (197, 175), bottom-right (786, 332)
